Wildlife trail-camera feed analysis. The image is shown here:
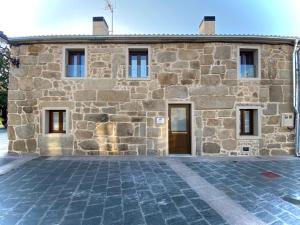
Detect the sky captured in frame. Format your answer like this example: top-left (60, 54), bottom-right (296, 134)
top-left (0, 0), bottom-right (300, 37)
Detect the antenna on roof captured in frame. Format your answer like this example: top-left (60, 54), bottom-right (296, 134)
top-left (104, 0), bottom-right (116, 34)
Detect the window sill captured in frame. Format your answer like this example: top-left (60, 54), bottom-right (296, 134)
top-left (238, 77), bottom-right (260, 81)
top-left (126, 77), bottom-right (150, 81)
top-left (43, 133), bottom-right (70, 137)
top-left (63, 76), bottom-right (86, 79)
top-left (237, 135), bottom-right (261, 140)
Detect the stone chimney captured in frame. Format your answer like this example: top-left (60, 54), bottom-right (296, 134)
top-left (93, 17), bottom-right (109, 35)
top-left (199, 16), bottom-right (215, 35)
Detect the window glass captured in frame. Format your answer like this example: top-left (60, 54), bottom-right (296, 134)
top-left (240, 109), bottom-right (257, 136)
top-left (48, 110), bottom-right (66, 134)
top-left (240, 50), bottom-right (256, 78)
top-left (171, 108), bottom-right (187, 132)
top-left (66, 50), bottom-right (85, 77)
top-left (130, 55), bottom-right (138, 78)
top-left (140, 55), bottom-right (147, 78)
top-left (243, 110), bottom-right (251, 134)
top-left (52, 112), bottom-right (59, 131)
top-left (129, 49), bottom-right (148, 78)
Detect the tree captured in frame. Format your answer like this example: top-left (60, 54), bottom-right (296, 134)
top-left (0, 45), bottom-right (10, 128)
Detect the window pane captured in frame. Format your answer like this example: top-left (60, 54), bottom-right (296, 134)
top-left (62, 111), bottom-right (66, 131)
top-left (80, 54), bottom-right (85, 76)
top-left (243, 111), bottom-right (250, 133)
top-left (129, 50), bottom-right (148, 78)
top-left (240, 51), bottom-right (256, 78)
top-left (140, 55), bottom-right (147, 78)
top-left (52, 112), bottom-right (59, 131)
top-left (130, 55), bottom-right (138, 78)
top-left (171, 108), bottom-right (187, 132)
top-left (67, 51), bottom-right (85, 77)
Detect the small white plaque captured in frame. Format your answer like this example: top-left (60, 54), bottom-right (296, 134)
top-left (156, 117), bottom-right (165, 124)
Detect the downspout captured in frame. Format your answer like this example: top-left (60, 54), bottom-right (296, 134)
top-left (293, 39), bottom-right (299, 156)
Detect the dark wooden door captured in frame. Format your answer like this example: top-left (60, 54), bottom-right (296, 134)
top-left (168, 104), bottom-right (191, 154)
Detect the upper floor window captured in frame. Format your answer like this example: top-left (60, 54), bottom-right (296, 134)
top-left (128, 48), bottom-right (148, 79)
top-left (65, 49), bottom-right (85, 78)
top-left (239, 47), bottom-right (260, 79)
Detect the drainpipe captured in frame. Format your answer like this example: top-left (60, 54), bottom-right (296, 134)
top-left (293, 39), bottom-right (299, 156)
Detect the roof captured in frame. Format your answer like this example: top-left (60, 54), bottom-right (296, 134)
top-left (8, 34), bottom-right (299, 45)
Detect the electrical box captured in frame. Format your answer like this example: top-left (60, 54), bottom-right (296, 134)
top-left (281, 113), bottom-right (294, 128)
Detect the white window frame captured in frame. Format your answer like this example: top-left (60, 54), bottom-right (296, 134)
top-left (42, 107), bottom-right (70, 136)
top-left (62, 45), bottom-right (87, 79)
top-left (236, 105), bottom-right (262, 140)
top-left (126, 46), bottom-right (151, 80)
top-left (237, 45), bottom-right (261, 80)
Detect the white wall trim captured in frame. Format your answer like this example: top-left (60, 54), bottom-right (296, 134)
top-left (62, 45), bottom-right (88, 79)
top-left (236, 105), bottom-right (262, 140)
top-left (237, 45), bottom-right (261, 80)
top-left (125, 45), bottom-right (151, 81)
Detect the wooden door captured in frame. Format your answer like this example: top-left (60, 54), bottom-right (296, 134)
top-left (168, 104), bottom-right (191, 154)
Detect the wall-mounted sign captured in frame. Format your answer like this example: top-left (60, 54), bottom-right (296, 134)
top-left (156, 117), bottom-right (165, 124)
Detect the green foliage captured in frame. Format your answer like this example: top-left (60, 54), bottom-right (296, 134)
top-left (0, 45), bottom-right (10, 124)
top-left (0, 46), bottom-right (10, 91)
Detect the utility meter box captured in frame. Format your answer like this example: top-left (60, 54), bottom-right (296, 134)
top-left (281, 113), bottom-right (294, 128)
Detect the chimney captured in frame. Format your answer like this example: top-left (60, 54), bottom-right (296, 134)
top-left (199, 16), bottom-right (215, 35)
top-left (93, 17), bottom-right (109, 35)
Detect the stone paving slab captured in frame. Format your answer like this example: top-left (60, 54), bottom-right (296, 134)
top-left (0, 158), bottom-right (228, 225)
top-left (182, 158), bottom-right (300, 225)
top-left (166, 159), bottom-right (265, 225)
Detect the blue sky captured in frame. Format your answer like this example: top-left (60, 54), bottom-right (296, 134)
top-left (1, 0), bottom-right (300, 36)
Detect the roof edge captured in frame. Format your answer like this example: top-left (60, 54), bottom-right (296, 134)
top-left (8, 34), bottom-right (299, 45)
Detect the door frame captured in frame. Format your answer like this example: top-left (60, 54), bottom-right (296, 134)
top-left (166, 101), bottom-right (196, 156)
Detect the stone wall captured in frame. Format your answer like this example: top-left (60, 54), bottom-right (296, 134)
top-left (7, 42), bottom-right (295, 156)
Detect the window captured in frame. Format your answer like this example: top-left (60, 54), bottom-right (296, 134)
top-left (238, 47), bottom-right (260, 79)
top-left (65, 49), bottom-right (85, 77)
top-left (240, 109), bottom-right (255, 135)
top-left (128, 48), bottom-right (148, 78)
top-left (48, 110), bottom-right (66, 133)
top-left (237, 107), bottom-right (261, 139)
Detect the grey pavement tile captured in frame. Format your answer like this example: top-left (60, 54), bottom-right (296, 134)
top-left (104, 195), bottom-right (122, 208)
top-left (102, 205), bottom-right (123, 224)
top-left (145, 213), bottom-right (166, 225)
top-left (166, 216), bottom-right (188, 225)
top-left (183, 159), bottom-right (300, 224)
top-left (255, 211), bottom-right (277, 224)
top-left (141, 200), bottom-right (160, 215)
top-left (124, 209), bottom-right (145, 225)
top-left (171, 195), bottom-right (190, 207)
top-left (159, 202), bottom-right (180, 219)
top-left (179, 205), bottom-right (203, 223)
top-left (84, 204), bottom-right (104, 219)
top-left (0, 158), bottom-right (229, 225)
top-left (82, 216), bottom-right (102, 225)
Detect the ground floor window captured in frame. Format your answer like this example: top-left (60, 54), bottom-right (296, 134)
top-left (43, 109), bottom-right (68, 134)
top-left (236, 106), bottom-right (261, 139)
top-left (49, 110), bottom-right (66, 133)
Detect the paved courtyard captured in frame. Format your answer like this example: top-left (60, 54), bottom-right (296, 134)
top-left (0, 157), bottom-right (299, 225)
top-left (183, 158), bottom-right (300, 225)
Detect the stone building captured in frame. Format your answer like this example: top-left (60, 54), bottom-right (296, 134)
top-left (6, 17), bottom-right (299, 156)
